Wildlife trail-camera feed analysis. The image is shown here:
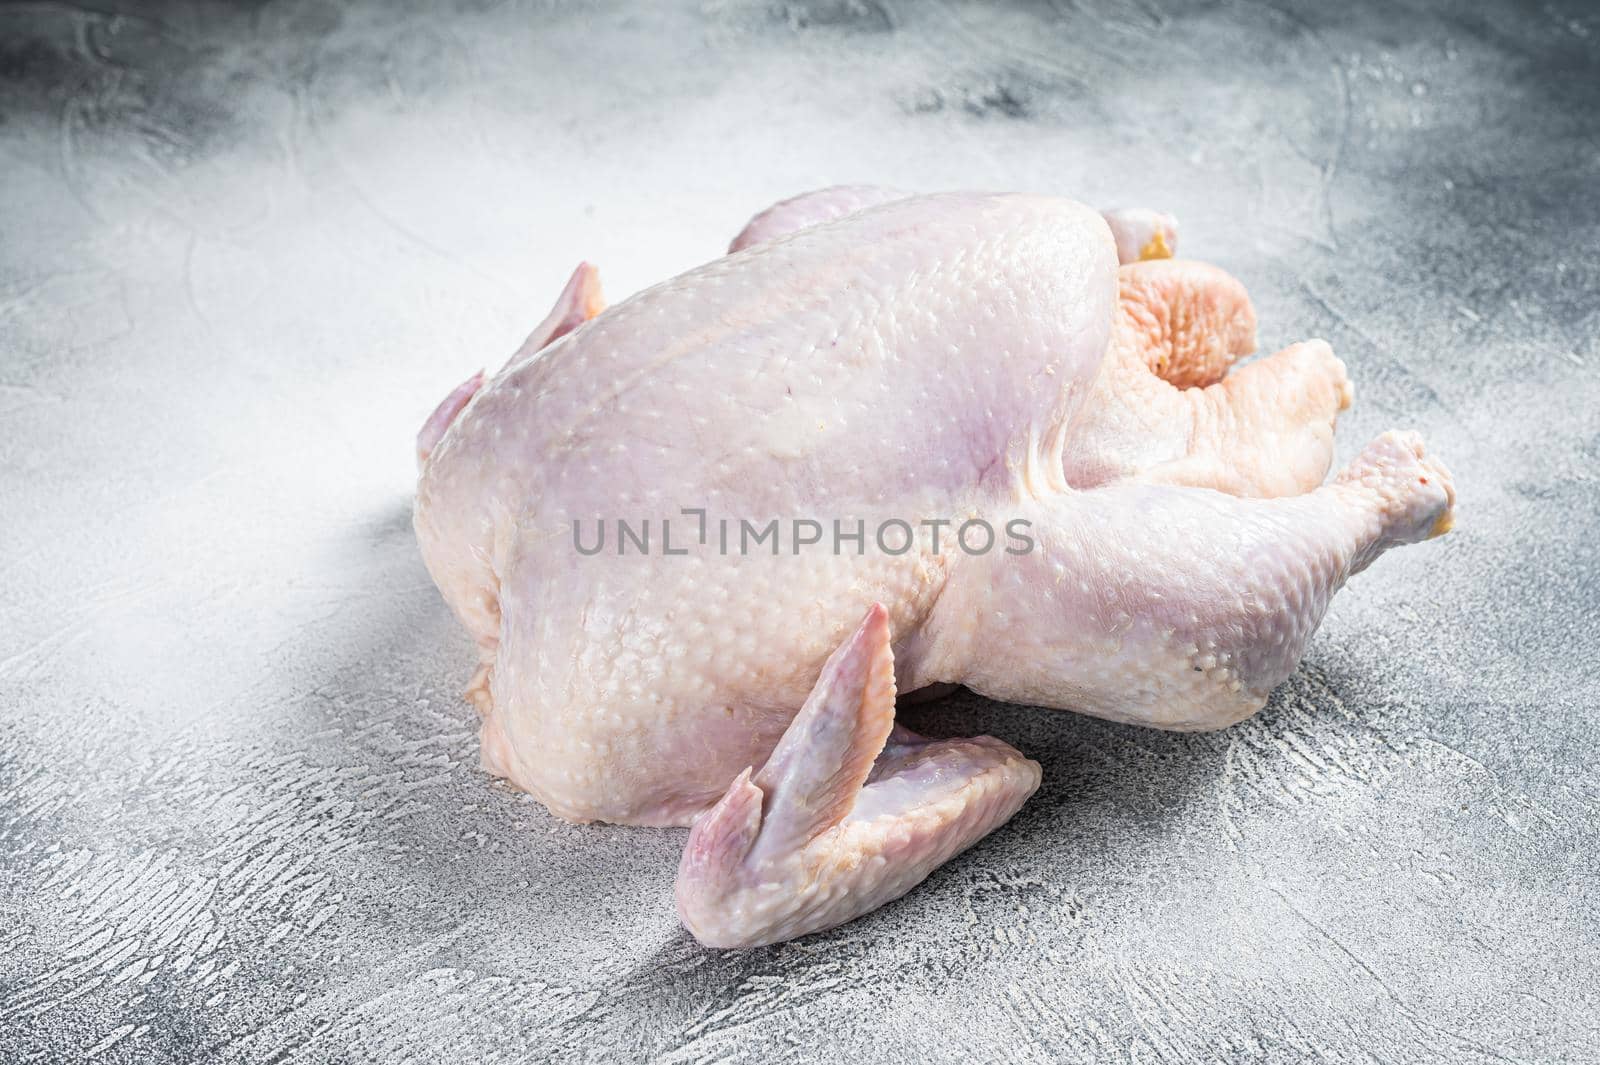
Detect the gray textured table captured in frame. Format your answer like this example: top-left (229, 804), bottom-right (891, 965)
top-left (2, 1), bottom-right (1597, 1061)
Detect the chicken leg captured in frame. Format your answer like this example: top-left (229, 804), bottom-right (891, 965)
top-left (949, 430), bottom-right (1454, 728)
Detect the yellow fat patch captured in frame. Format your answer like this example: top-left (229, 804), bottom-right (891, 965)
top-left (1428, 509), bottom-right (1455, 538)
top-left (1138, 229), bottom-right (1173, 261)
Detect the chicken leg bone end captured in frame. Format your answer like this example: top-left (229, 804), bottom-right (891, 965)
top-left (1102, 206), bottom-right (1180, 263)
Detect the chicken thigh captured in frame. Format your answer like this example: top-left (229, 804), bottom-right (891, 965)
top-left (414, 191), bottom-right (1454, 948)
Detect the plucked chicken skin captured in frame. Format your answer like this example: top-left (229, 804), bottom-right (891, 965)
top-left (414, 189), bottom-right (1455, 948)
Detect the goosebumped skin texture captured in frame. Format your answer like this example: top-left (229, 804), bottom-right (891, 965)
top-left (419, 192), bottom-right (1114, 827)
top-left (1061, 259), bottom-right (1353, 496)
top-left (725, 186), bottom-right (1349, 497)
top-left (414, 190), bottom-right (1456, 946)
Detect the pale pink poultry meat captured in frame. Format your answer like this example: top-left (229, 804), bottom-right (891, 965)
top-left (413, 190), bottom-right (1454, 948)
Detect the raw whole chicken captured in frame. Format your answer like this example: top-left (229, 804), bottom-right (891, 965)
top-left (413, 189), bottom-right (1455, 948)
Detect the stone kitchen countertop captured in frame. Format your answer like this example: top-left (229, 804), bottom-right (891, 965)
top-left (2, 1), bottom-right (1596, 1061)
